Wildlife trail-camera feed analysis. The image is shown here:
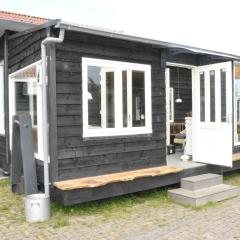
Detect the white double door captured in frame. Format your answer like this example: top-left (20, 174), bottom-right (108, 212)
top-left (193, 62), bottom-right (232, 167)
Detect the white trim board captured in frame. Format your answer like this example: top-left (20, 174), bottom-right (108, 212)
top-left (0, 61), bottom-right (4, 135)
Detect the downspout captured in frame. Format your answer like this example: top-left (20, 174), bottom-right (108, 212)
top-left (3, 31), bottom-right (10, 174)
top-left (41, 28), bottom-right (65, 198)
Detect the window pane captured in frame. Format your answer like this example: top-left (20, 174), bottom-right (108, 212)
top-left (88, 66), bottom-right (101, 128)
top-left (132, 71), bottom-right (145, 127)
top-left (200, 72), bottom-right (205, 122)
top-left (122, 71), bottom-right (128, 127)
top-left (14, 66), bottom-right (38, 153)
top-left (106, 71), bottom-right (115, 128)
top-left (210, 70), bottom-right (215, 122)
top-left (235, 63), bottom-right (240, 142)
top-left (221, 69), bottom-right (227, 122)
top-left (87, 66), bottom-right (115, 129)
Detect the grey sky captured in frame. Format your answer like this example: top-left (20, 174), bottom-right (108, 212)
top-left (1, 0), bottom-right (240, 55)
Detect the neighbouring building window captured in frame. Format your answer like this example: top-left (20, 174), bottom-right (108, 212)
top-left (9, 61), bottom-right (44, 160)
top-left (82, 58), bottom-right (152, 137)
top-left (235, 62), bottom-right (240, 144)
top-left (0, 62), bottom-right (4, 135)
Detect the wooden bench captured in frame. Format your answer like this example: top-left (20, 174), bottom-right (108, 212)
top-left (233, 153), bottom-right (240, 161)
top-left (54, 166), bottom-right (182, 191)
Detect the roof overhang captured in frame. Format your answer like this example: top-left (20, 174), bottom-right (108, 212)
top-left (56, 21), bottom-right (240, 60)
top-left (0, 19), bottom-right (36, 37)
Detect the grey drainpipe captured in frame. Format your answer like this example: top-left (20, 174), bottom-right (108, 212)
top-left (41, 28), bottom-right (65, 198)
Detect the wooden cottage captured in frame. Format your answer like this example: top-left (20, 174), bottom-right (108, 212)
top-left (1, 11), bottom-right (240, 205)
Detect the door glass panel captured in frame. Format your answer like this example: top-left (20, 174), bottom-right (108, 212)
top-left (235, 63), bottom-right (240, 142)
top-left (132, 71), bottom-right (145, 127)
top-left (221, 69), bottom-right (227, 122)
top-left (122, 71), bottom-right (128, 127)
top-left (14, 66), bottom-right (38, 153)
top-left (106, 71), bottom-right (115, 128)
top-left (200, 72), bottom-right (205, 122)
top-left (210, 70), bottom-right (215, 122)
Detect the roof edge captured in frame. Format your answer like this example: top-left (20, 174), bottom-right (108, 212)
top-left (8, 19), bottom-right (61, 40)
top-left (56, 21), bottom-right (240, 60)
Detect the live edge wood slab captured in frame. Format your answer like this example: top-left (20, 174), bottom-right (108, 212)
top-left (53, 166), bottom-right (182, 190)
top-left (233, 153), bottom-right (240, 162)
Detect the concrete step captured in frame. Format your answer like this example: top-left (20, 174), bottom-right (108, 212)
top-left (168, 184), bottom-right (239, 207)
top-left (181, 173), bottom-right (222, 191)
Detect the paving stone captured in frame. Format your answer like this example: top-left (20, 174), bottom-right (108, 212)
top-left (1, 190), bottom-right (240, 239)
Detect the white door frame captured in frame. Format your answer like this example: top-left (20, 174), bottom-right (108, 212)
top-left (8, 61), bottom-right (44, 161)
top-left (165, 68), bottom-right (170, 146)
top-left (166, 63), bottom-right (195, 147)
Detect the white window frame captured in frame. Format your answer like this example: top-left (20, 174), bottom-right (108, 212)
top-left (82, 57), bottom-right (152, 138)
top-left (0, 61), bottom-right (4, 135)
top-left (9, 61), bottom-right (44, 160)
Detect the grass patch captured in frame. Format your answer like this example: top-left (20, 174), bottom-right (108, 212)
top-left (51, 187), bottom-right (171, 221)
top-left (0, 178), bottom-right (10, 188)
top-left (52, 216), bottom-right (70, 229)
top-left (193, 201), bottom-right (218, 211)
top-left (224, 170), bottom-right (240, 186)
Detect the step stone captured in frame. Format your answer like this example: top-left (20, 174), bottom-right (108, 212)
top-left (181, 173), bottom-right (222, 191)
top-left (168, 184), bottom-right (239, 207)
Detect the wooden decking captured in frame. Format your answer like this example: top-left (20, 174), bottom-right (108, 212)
top-left (54, 166), bottom-right (182, 191)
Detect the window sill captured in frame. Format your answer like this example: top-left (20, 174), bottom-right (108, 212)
top-left (83, 128), bottom-right (153, 138)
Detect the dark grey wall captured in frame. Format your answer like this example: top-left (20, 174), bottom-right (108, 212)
top-left (169, 66), bottom-right (192, 123)
top-left (0, 37), bottom-right (3, 61)
top-left (0, 135), bottom-right (6, 169)
top-left (8, 30), bottom-right (46, 73)
top-left (55, 30), bottom-right (166, 181)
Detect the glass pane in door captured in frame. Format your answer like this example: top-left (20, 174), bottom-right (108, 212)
top-left (210, 70), bottom-right (215, 122)
top-left (200, 72), bottom-right (205, 122)
top-left (221, 69), bottom-right (227, 122)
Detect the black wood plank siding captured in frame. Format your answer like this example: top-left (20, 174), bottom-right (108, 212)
top-left (0, 135), bottom-right (6, 169)
top-left (55, 31), bottom-right (166, 180)
top-left (0, 37), bottom-right (4, 61)
top-left (8, 30), bottom-right (46, 73)
top-left (169, 66), bottom-right (192, 123)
